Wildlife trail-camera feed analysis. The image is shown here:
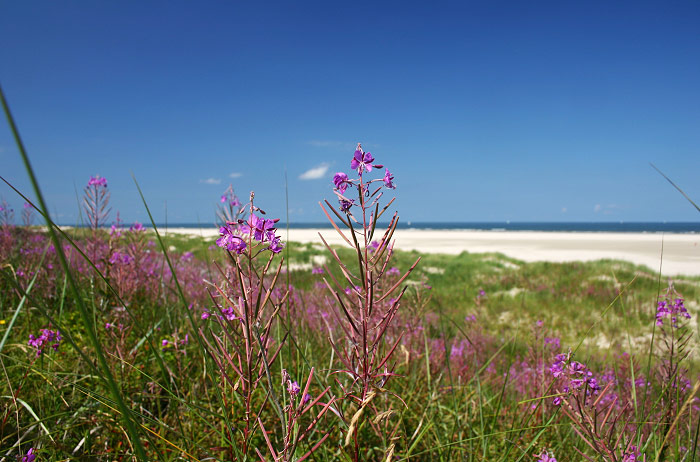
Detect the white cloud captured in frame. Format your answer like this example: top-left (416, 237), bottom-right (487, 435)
top-left (594, 203), bottom-right (619, 215)
top-left (229, 172), bottom-right (242, 178)
top-left (561, 207), bottom-right (567, 213)
top-left (299, 163), bottom-right (330, 180)
top-left (200, 178), bottom-right (221, 185)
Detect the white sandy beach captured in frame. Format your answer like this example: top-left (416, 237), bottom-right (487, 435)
top-left (161, 227), bottom-right (700, 277)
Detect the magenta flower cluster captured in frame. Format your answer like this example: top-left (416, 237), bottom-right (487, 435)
top-left (535, 450), bottom-right (557, 462)
top-left (28, 328), bottom-right (62, 356)
top-left (87, 175), bottom-right (107, 187)
top-left (655, 297), bottom-right (690, 328)
top-left (216, 226), bottom-right (247, 254)
top-left (622, 445), bottom-right (642, 462)
top-left (21, 448), bottom-right (36, 462)
top-left (220, 193), bottom-right (241, 207)
top-left (109, 251), bottom-right (134, 265)
top-left (549, 352), bottom-right (600, 404)
top-left (216, 213), bottom-right (284, 254)
top-left (332, 143), bottom-right (396, 214)
top-left (221, 194), bottom-right (242, 213)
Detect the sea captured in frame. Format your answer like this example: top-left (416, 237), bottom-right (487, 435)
top-left (152, 222), bottom-right (700, 234)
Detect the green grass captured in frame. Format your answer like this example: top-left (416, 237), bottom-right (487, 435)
top-left (1, 228), bottom-right (699, 460)
top-left (162, 231), bottom-right (700, 356)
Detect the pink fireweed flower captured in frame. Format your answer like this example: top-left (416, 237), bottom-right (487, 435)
top-left (287, 380), bottom-right (301, 396)
top-left (110, 223), bottom-right (122, 237)
top-left (622, 446), bottom-right (642, 461)
top-left (249, 214), bottom-right (278, 242)
top-left (383, 168), bottom-right (396, 189)
top-left (267, 233), bottom-right (285, 254)
top-left (549, 353), bottom-right (600, 403)
top-left (312, 267), bottom-right (324, 274)
top-left (22, 448), bottom-right (36, 462)
top-left (544, 337), bottom-right (561, 349)
top-left (87, 175), bottom-right (107, 187)
top-left (216, 225), bottom-right (247, 253)
top-left (220, 186), bottom-right (242, 206)
top-left (333, 172), bottom-right (349, 193)
top-left (23, 202), bottom-right (32, 209)
top-left (130, 222), bottom-right (144, 232)
top-left (109, 252), bottom-right (134, 265)
top-left (28, 328), bottom-right (62, 356)
top-left (221, 194), bottom-right (241, 206)
top-left (535, 450), bottom-right (556, 462)
top-left (221, 307), bottom-right (238, 321)
top-left (655, 298), bottom-right (690, 327)
top-left (368, 240), bottom-right (379, 252)
top-left (450, 342), bottom-right (465, 358)
top-left (339, 198), bottom-right (354, 213)
top-left (350, 147), bottom-right (375, 175)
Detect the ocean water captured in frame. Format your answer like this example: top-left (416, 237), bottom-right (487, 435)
top-left (157, 222), bottom-right (700, 233)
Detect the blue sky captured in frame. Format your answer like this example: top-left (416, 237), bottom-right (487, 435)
top-left (1, 1), bottom-right (699, 225)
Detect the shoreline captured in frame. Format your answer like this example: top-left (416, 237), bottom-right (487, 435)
top-left (161, 227), bottom-right (700, 277)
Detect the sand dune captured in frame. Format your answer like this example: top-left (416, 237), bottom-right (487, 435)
top-left (161, 227), bottom-right (700, 276)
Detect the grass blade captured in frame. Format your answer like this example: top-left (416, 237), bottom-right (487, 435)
top-left (1, 83), bottom-right (148, 459)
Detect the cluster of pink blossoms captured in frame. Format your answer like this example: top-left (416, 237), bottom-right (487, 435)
top-left (655, 297), bottom-right (690, 328)
top-left (216, 213), bottom-right (284, 254)
top-left (87, 175), bottom-right (107, 187)
top-left (621, 445), bottom-right (643, 461)
top-left (332, 144), bottom-right (396, 215)
top-left (28, 329), bottom-right (62, 357)
top-left (535, 450), bottom-right (556, 462)
top-left (549, 351), bottom-right (600, 404)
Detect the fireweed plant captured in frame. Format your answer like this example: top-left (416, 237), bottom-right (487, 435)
top-left (21, 202), bottom-right (34, 227)
top-left (83, 175), bottom-right (111, 266)
top-left (0, 198), bottom-right (14, 227)
top-left (200, 192), bottom-right (334, 461)
top-left (84, 175), bottom-right (110, 230)
top-left (543, 284), bottom-right (698, 462)
top-left (216, 184), bottom-right (245, 227)
top-left (319, 144), bottom-right (420, 460)
top-left (651, 283), bottom-right (695, 460)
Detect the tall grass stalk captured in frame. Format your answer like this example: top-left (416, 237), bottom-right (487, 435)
top-left (1, 84), bottom-right (149, 460)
